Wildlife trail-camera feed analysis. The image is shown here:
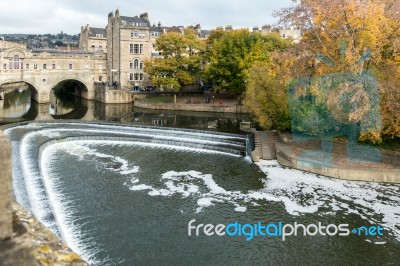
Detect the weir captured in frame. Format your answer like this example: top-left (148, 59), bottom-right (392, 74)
top-left (4, 121), bottom-right (250, 237)
top-left (4, 121), bottom-right (400, 265)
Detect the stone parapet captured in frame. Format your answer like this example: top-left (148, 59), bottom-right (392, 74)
top-left (276, 142), bottom-right (400, 183)
top-left (0, 132), bottom-right (12, 241)
top-left (134, 100), bottom-right (247, 113)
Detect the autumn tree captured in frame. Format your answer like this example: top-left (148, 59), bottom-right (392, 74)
top-left (244, 50), bottom-right (299, 131)
top-left (275, 0), bottom-right (400, 142)
top-left (145, 29), bottom-right (205, 91)
top-left (203, 30), bottom-right (291, 95)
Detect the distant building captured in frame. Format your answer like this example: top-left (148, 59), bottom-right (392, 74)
top-left (0, 39), bottom-right (27, 50)
top-left (253, 25), bottom-right (302, 43)
top-left (74, 10), bottom-right (301, 90)
top-left (79, 25), bottom-right (107, 52)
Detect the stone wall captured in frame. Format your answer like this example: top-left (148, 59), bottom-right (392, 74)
top-left (94, 86), bottom-right (141, 103)
top-left (276, 142), bottom-right (400, 183)
top-left (134, 100), bottom-right (247, 113)
top-left (0, 132), bottom-right (11, 241)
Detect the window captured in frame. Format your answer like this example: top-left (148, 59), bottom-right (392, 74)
top-left (140, 62), bottom-right (143, 69)
top-left (139, 73), bottom-right (144, 81)
top-left (134, 59), bottom-right (139, 69)
top-left (134, 73), bottom-right (139, 81)
top-left (139, 33), bottom-right (146, 39)
top-left (43, 64), bottom-right (47, 69)
top-left (26, 63), bottom-right (29, 69)
top-left (3, 63), bottom-right (6, 69)
top-left (99, 76), bottom-right (103, 82)
top-left (134, 44), bottom-right (139, 54)
top-left (34, 64), bottom-right (38, 69)
top-left (129, 73), bottom-right (134, 81)
top-left (130, 62), bottom-right (133, 69)
top-left (96, 34), bottom-right (103, 38)
top-left (11, 55), bottom-right (20, 69)
top-left (282, 34), bottom-right (286, 38)
top-left (69, 64), bottom-right (72, 69)
top-left (140, 44), bottom-right (143, 54)
top-left (52, 64), bottom-right (56, 69)
top-left (130, 44), bottom-right (134, 54)
top-left (131, 31), bottom-right (138, 38)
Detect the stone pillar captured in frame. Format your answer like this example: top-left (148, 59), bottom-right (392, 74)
top-left (0, 132), bottom-right (12, 240)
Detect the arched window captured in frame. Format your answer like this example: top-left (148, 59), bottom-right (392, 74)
top-left (10, 55), bottom-right (20, 70)
top-left (134, 59), bottom-right (139, 69)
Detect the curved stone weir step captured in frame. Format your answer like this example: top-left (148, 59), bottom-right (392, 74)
top-left (4, 121), bottom-right (252, 242)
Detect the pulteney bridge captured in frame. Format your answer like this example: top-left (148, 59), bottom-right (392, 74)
top-left (0, 43), bottom-right (107, 103)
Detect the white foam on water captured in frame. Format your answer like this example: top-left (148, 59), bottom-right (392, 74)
top-left (119, 158), bottom-right (400, 242)
top-left (59, 142), bottom-right (139, 176)
top-left (234, 205), bottom-right (247, 212)
top-left (255, 160), bottom-right (400, 241)
top-left (40, 143), bottom-right (111, 265)
top-left (19, 130), bottom-right (59, 233)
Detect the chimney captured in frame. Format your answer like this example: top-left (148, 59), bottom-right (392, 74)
top-left (158, 22), bottom-right (162, 27)
top-left (140, 12), bottom-right (149, 19)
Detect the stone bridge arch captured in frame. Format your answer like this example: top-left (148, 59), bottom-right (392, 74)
top-left (48, 78), bottom-right (90, 100)
top-left (0, 79), bottom-right (41, 102)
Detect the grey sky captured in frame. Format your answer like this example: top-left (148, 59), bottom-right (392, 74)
top-left (0, 0), bottom-right (293, 34)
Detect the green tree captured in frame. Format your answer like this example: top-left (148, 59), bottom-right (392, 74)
top-left (203, 30), bottom-right (291, 94)
top-left (145, 29), bottom-right (205, 91)
top-left (244, 52), bottom-right (294, 131)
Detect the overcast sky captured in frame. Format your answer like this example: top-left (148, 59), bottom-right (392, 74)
top-left (0, 0), bottom-right (293, 34)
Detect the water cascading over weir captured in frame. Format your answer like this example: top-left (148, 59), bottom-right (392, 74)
top-left (3, 121), bottom-right (250, 237)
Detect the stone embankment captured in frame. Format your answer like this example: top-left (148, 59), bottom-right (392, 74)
top-left (134, 99), bottom-right (247, 113)
top-left (252, 130), bottom-right (400, 183)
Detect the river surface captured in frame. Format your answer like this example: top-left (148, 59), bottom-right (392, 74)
top-left (1, 86), bottom-right (400, 265)
top-left (0, 86), bottom-right (250, 132)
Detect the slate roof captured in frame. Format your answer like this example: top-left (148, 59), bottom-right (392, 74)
top-left (199, 30), bottom-right (211, 38)
top-left (151, 26), bottom-right (163, 33)
top-left (163, 26), bottom-right (183, 34)
top-left (88, 27), bottom-right (107, 38)
top-left (120, 16), bottom-right (150, 27)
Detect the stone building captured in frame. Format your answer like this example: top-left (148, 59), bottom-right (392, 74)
top-left (0, 39), bottom-right (26, 50)
top-left (79, 25), bottom-right (107, 52)
top-left (106, 10), bottom-right (153, 89)
top-left (253, 25), bottom-right (302, 43)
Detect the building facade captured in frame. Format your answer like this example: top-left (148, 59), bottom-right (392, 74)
top-left (79, 25), bottom-right (107, 53)
top-left (105, 10), bottom-right (153, 89)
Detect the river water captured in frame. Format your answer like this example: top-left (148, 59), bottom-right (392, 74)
top-left (1, 86), bottom-right (400, 265)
